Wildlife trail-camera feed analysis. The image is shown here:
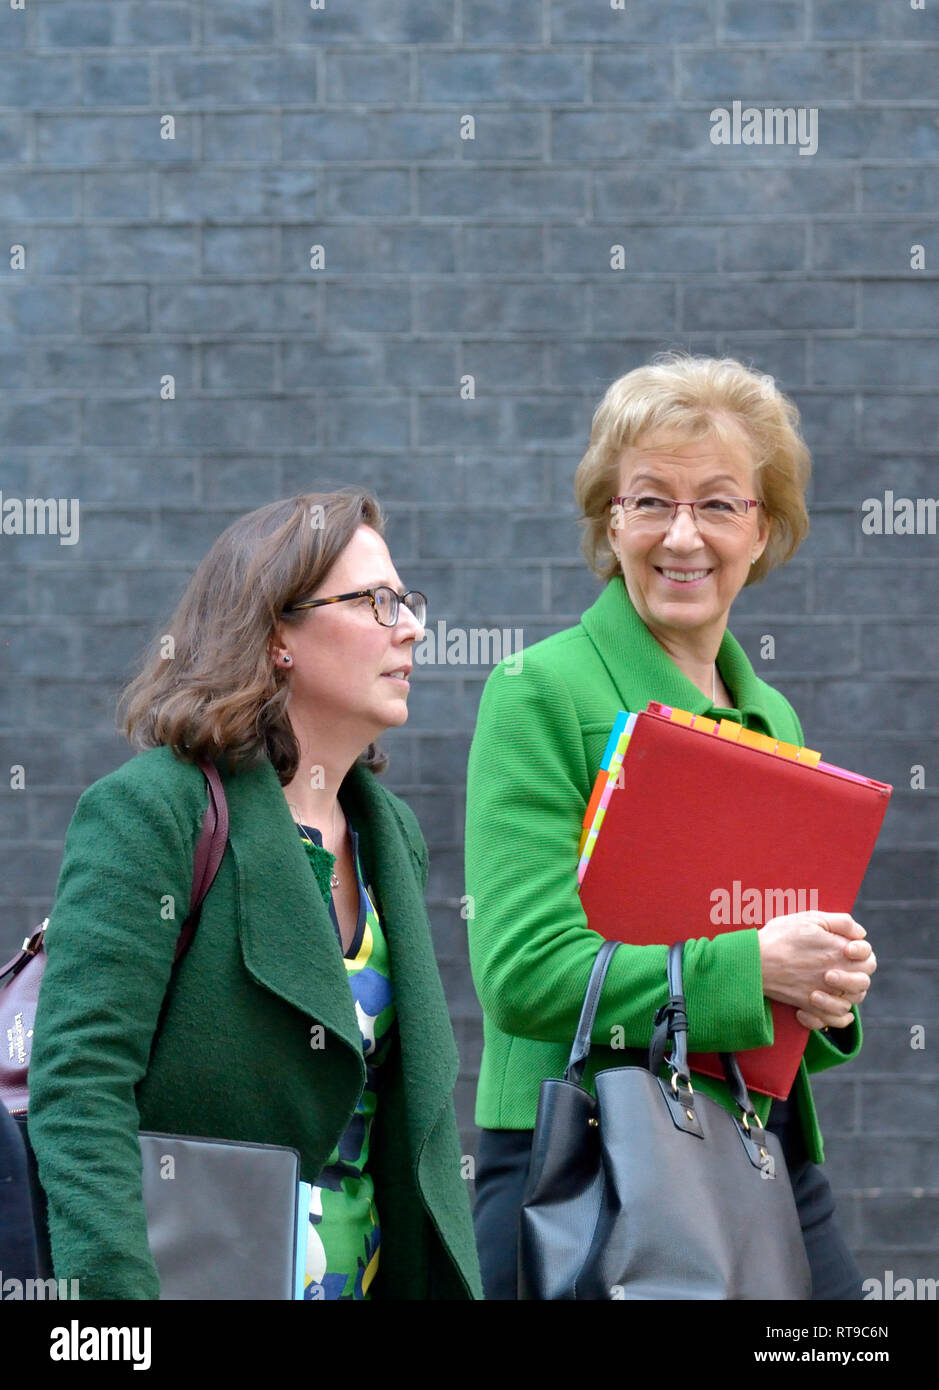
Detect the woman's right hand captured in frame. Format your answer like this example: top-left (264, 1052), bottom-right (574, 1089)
top-left (758, 911), bottom-right (876, 1029)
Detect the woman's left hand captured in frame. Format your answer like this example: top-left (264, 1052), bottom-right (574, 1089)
top-left (795, 940), bottom-right (877, 1030)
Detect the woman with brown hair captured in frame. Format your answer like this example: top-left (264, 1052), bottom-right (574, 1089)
top-left (27, 487), bottom-right (482, 1301)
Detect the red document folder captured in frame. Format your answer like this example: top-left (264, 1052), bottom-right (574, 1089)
top-left (578, 707), bottom-right (892, 1098)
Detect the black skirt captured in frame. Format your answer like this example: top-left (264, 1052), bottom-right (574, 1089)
top-left (472, 1093), bottom-right (863, 1301)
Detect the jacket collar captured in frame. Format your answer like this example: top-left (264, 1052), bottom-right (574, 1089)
top-left (580, 575), bottom-right (775, 732)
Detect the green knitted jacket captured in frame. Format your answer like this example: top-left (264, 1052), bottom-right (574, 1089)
top-left (464, 575), bottom-right (862, 1163)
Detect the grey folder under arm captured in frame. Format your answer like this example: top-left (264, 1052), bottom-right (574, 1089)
top-left (139, 1132), bottom-right (301, 1300)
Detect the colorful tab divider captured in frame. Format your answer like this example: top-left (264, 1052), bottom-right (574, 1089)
top-left (576, 702), bottom-right (884, 889)
top-left (646, 702), bottom-right (882, 785)
top-left (577, 711), bottom-right (636, 882)
top-left (647, 701), bottom-right (823, 765)
top-left (581, 711), bottom-right (630, 832)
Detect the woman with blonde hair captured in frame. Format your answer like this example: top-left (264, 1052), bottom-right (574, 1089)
top-left (27, 487), bottom-right (482, 1301)
top-left (466, 352), bottom-right (877, 1300)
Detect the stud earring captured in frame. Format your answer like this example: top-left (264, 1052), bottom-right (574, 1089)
top-left (282, 654), bottom-right (292, 664)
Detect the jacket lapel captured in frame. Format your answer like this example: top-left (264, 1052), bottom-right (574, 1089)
top-left (219, 753), bottom-right (458, 1156)
top-left (219, 756), bottom-right (363, 1061)
top-left (581, 576), bottom-right (783, 735)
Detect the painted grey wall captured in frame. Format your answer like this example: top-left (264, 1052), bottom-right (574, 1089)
top-left (1, 1), bottom-right (937, 1288)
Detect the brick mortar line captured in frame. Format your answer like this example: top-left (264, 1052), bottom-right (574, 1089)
top-left (13, 43), bottom-right (939, 54)
top-left (11, 100), bottom-right (939, 110)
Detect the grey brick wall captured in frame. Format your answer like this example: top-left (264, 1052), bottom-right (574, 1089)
top-left (1, 1), bottom-right (937, 1289)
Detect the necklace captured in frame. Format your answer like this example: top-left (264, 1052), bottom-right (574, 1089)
top-left (712, 661), bottom-right (717, 704)
top-left (289, 799), bottom-right (342, 889)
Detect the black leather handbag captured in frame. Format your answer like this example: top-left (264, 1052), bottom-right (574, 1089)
top-left (518, 939), bottom-right (812, 1300)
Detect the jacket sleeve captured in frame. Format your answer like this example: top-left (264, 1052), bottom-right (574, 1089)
top-left (803, 1009), bottom-right (862, 1073)
top-left (26, 768), bottom-right (198, 1300)
top-left (465, 658), bottom-right (774, 1054)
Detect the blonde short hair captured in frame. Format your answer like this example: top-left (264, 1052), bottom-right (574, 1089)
top-left (573, 351), bottom-right (811, 585)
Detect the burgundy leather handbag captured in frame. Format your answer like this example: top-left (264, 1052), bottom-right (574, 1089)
top-left (0, 757), bottom-right (229, 1118)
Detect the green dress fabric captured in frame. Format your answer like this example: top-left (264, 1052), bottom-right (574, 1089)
top-left (297, 822), bottom-right (396, 1301)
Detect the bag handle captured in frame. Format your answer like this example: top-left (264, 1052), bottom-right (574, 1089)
top-left (0, 759), bottom-right (228, 990)
top-left (564, 939), bottom-right (766, 1130)
top-left (174, 757), bottom-right (230, 963)
top-left (648, 940), bottom-right (694, 1085)
top-left (146, 759), bottom-right (229, 1068)
top-left (653, 941), bottom-right (764, 1127)
top-left (0, 923), bottom-right (48, 993)
top-left (563, 939), bottom-right (622, 1086)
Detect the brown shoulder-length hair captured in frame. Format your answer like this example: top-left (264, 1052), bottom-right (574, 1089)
top-left (117, 488), bottom-right (389, 783)
top-left (573, 351), bottom-right (812, 585)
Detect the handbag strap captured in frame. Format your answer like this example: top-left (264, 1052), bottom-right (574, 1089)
top-left (652, 941), bottom-right (762, 1123)
top-left (146, 758), bottom-right (229, 1066)
top-left (0, 758), bottom-right (228, 990)
top-left (564, 938), bottom-right (763, 1127)
top-left (0, 924), bottom-right (48, 992)
top-left (649, 941), bottom-right (691, 1079)
top-left (174, 757), bottom-right (230, 963)
top-left (563, 939), bottom-right (622, 1086)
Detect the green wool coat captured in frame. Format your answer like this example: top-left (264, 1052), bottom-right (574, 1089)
top-left (27, 745), bottom-right (483, 1301)
top-left (465, 575), bottom-right (862, 1162)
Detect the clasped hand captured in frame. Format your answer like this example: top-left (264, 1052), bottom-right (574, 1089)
top-left (757, 911), bottom-right (877, 1032)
